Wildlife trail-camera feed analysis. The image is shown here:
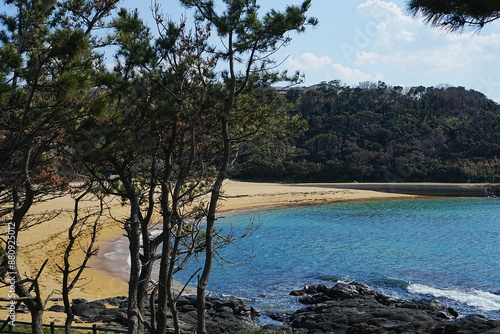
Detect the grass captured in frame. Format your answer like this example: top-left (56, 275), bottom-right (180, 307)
top-left (1, 323), bottom-right (76, 334)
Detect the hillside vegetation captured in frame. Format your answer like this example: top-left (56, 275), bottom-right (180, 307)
top-left (231, 81), bottom-right (500, 183)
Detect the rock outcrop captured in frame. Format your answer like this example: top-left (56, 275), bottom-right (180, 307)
top-left (50, 295), bottom-right (260, 334)
top-left (285, 282), bottom-right (500, 334)
top-left (47, 283), bottom-right (500, 333)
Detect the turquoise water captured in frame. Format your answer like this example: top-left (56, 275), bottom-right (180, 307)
top-left (175, 197), bottom-right (500, 319)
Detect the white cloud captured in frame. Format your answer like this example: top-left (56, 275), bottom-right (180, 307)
top-left (286, 52), bottom-right (381, 86)
top-left (354, 29), bottom-right (500, 74)
top-left (354, 51), bottom-right (379, 66)
top-left (285, 52), bottom-right (333, 71)
top-left (281, 1), bottom-right (500, 99)
top-left (354, 46), bottom-right (470, 73)
top-left (357, 0), bottom-right (411, 23)
top-left (357, 0), bottom-right (417, 45)
top-left (330, 63), bottom-right (382, 84)
top-left (350, 0), bottom-right (500, 79)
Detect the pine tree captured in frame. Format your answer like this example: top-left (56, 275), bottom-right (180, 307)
top-left (408, 0), bottom-right (500, 31)
top-left (0, 0), bottom-right (118, 332)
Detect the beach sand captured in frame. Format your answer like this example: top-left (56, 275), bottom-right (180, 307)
top-left (0, 180), bottom-right (446, 324)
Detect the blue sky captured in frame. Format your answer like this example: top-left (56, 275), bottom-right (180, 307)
top-left (3, 0), bottom-right (500, 101)
top-left (119, 0), bottom-right (500, 101)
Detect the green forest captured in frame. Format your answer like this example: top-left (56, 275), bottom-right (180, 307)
top-left (231, 81), bottom-right (500, 183)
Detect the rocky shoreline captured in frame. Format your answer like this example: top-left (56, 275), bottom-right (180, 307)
top-left (47, 282), bottom-right (500, 333)
top-left (282, 282), bottom-right (500, 334)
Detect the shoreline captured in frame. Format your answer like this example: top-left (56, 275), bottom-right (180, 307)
top-left (88, 181), bottom-right (421, 285)
top-left (292, 182), bottom-right (495, 197)
top-left (90, 180), bottom-right (495, 287)
top-left (1, 181), bottom-right (494, 324)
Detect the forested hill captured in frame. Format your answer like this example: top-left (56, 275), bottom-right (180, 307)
top-left (230, 82), bottom-right (500, 183)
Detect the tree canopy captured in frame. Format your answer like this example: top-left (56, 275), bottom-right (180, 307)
top-left (231, 82), bottom-right (500, 183)
top-left (407, 0), bottom-right (500, 31)
top-left (0, 0), bottom-right (118, 332)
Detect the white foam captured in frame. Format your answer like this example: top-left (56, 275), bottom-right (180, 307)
top-left (102, 229), bottom-right (164, 268)
top-left (104, 250), bottom-right (130, 264)
top-left (408, 283), bottom-right (500, 311)
top-left (103, 236), bottom-right (131, 266)
top-left (150, 229), bottom-right (162, 237)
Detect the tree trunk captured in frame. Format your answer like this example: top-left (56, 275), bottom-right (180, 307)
top-left (126, 216), bottom-right (141, 334)
top-left (165, 233), bottom-right (183, 334)
top-left (11, 185), bottom-right (45, 334)
top-left (64, 313), bottom-right (74, 334)
top-left (62, 284), bottom-right (73, 334)
top-left (156, 180), bottom-right (180, 334)
top-left (197, 117), bottom-right (231, 334)
top-left (196, 28), bottom-right (236, 328)
top-left (156, 222), bottom-right (173, 334)
top-left (136, 245), bottom-right (156, 332)
top-left (155, 118), bottom-right (180, 334)
top-left (29, 307), bottom-right (44, 334)
top-left (13, 268), bottom-right (46, 334)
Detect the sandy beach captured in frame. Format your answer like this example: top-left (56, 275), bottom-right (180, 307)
top-left (2, 180), bottom-right (484, 324)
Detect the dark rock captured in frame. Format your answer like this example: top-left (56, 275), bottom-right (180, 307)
top-left (442, 323), bottom-right (462, 334)
top-left (71, 303), bottom-right (100, 318)
top-left (451, 315), bottom-right (500, 333)
top-left (316, 284), bottom-right (329, 293)
top-left (71, 298), bottom-right (88, 305)
top-left (101, 296), bottom-right (128, 307)
top-left (262, 324), bottom-right (292, 333)
top-left (436, 310), bottom-right (454, 320)
top-left (123, 294), bottom-right (262, 334)
top-left (176, 295), bottom-right (193, 306)
top-left (486, 186), bottom-right (500, 197)
top-left (286, 282), bottom-right (500, 334)
top-left (62, 282), bottom-right (500, 334)
top-left (267, 311), bottom-right (290, 323)
top-left (296, 295), bottom-right (316, 304)
top-left (217, 306), bottom-right (235, 317)
top-left (95, 309), bottom-right (128, 325)
top-left (447, 307), bottom-right (459, 319)
top-left (250, 307), bottom-right (261, 317)
top-left (47, 304), bottom-right (65, 312)
top-left (87, 300), bottom-right (106, 309)
top-left (303, 284), bottom-right (319, 294)
top-left (296, 282), bottom-right (380, 305)
top-left (325, 281), bottom-right (376, 299)
top-left (71, 298), bottom-right (107, 319)
top-left (290, 290), bottom-right (305, 296)
top-left (177, 303), bottom-right (196, 313)
top-left (113, 311), bottom-right (129, 326)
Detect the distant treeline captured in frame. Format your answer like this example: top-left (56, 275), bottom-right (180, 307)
top-left (230, 81), bottom-right (500, 183)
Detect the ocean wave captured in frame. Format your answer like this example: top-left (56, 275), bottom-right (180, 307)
top-left (408, 283), bottom-right (500, 312)
top-left (374, 277), bottom-right (411, 289)
top-left (103, 237), bottom-right (131, 266)
top-left (317, 275), bottom-right (354, 284)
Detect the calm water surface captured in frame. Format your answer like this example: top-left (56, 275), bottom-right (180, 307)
top-left (174, 197), bottom-right (500, 319)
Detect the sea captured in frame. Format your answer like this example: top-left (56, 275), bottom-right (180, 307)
top-left (104, 197), bottom-right (500, 321)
